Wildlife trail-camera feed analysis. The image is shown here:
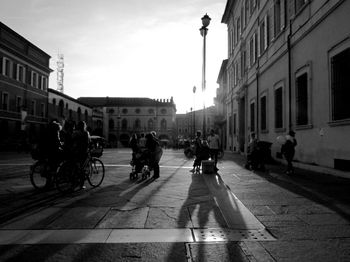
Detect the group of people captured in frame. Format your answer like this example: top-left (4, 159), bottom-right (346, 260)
top-left (246, 130), bottom-right (297, 174)
top-left (129, 132), bottom-right (163, 179)
top-left (38, 119), bottom-right (91, 188)
top-left (189, 129), bottom-right (221, 173)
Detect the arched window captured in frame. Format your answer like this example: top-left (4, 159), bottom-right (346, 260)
top-left (77, 107), bottom-right (81, 121)
top-left (148, 118), bottom-right (154, 130)
top-left (52, 98), bottom-right (56, 105)
top-left (109, 119), bottom-right (115, 130)
top-left (84, 109), bottom-right (88, 122)
top-left (134, 119), bottom-right (141, 129)
top-left (121, 119), bottom-right (127, 130)
top-left (58, 100), bottom-right (64, 117)
top-left (161, 119), bottom-right (167, 130)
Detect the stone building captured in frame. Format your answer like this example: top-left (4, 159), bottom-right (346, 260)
top-left (48, 88), bottom-right (92, 130)
top-left (220, 0), bottom-right (350, 170)
top-left (0, 22), bottom-right (52, 149)
top-left (78, 97), bottom-right (176, 147)
top-left (175, 106), bottom-right (221, 141)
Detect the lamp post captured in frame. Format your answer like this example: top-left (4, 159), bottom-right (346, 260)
top-left (193, 85), bottom-right (196, 137)
top-left (200, 13), bottom-right (211, 138)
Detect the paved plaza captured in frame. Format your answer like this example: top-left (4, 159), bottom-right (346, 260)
top-left (0, 149), bottom-right (349, 261)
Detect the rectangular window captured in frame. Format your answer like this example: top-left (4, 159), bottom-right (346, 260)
top-left (259, 16), bottom-right (269, 55)
top-left (296, 73), bottom-right (308, 125)
top-left (242, 51), bottom-right (246, 76)
top-left (331, 48), bottom-right (350, 121)
top-left (2, 58), bottom-right (11, 77)
top-left (42, 77), bottom-right (48, 91)
top-left (250, 0), bottom-right (256, 15)
top-left (38, 75), bottom-right (42, 90)
top-left (31, 100), bottom-right (36, 115)
top-left (249, 36), bottom-right (254, 67)
top-left (2, 92), bottom-right (9, 111)
top-left (41, 103), bottom-right (45, 117)
top-left (274, 0), bottom-right (281, 36)
top-left (250, 101), bottom-right (255, 132)
top-left (245, 0), bottom-right (250, 20)
top-left (229, 114), bottom-right (233, 135)
top-left (16, 96), bottom-right (22, 112)
top-left (275, 87), bottom-right (283, 128)
top-left (260, 96), bottom-right (267, 131)
top-left (233, 113), bottom-right (237, 135)
top-left (31, 71), bottom-right (38, 88)
top-left (16, 64), bottom-right (25, 83)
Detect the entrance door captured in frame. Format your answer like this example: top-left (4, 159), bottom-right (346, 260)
top-left (238, 97), bottom-right (246, 153)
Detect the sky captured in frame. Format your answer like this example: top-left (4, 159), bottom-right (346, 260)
top-left (1, 0), bottom-right (228, 114)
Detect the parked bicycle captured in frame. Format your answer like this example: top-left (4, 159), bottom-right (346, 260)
top-left (55, 149), bottom-right (105, 193)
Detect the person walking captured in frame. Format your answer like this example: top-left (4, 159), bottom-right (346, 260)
top-left (281, 130), bottom-right (297, 175)
top-left (72, 121), bottom-right (91, 189)
top-left (207, 129), bottom-right (221, 171)
top-left (145, 132), bottom-right (163, 179)
top-left (190, 131), bottom-right (209, 173)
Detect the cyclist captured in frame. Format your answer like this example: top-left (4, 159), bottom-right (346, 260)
top-left (72, 121), bottom-right (91, 189)
top-left (60, 120), bottom-right (75, 158)
top-left (39, 120), bottom-right (63, 184)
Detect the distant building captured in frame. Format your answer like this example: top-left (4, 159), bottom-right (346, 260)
top-left (175, 106), bottom-right (219, 141)
top-left (48, 88), bottom-right (92, 130)
top-left (78, 97), bottom-right (176, 147)
top-left (0, 22), bottom-right (52, 149)
top-left (220, 0), bottom-right (350, 170)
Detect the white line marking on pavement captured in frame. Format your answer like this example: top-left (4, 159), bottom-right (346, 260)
top-left (0, 228), bottom-right (275, 244)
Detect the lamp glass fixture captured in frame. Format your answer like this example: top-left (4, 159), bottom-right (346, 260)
top-left (201, 13), bottom-right (211, 27)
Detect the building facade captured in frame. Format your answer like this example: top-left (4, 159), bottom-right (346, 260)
top-left (175, 106), bottom-right (221, 141)
top-left (48, 88), bottom-right (92, 130)
top-left (220, 0), bottom-right (350, 170)
top-left (0, 22), bottom-right (52, 149)
top-left (78, 97), bottom-right (177, 147)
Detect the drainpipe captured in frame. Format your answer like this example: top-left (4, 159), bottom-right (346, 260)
top-left (256, 60), bottom-right (260, 140)
top-left (287, 19), bottom-right (292, 131)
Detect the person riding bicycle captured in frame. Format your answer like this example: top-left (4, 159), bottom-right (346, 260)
top-left (44, 120), bottom-right (63, 172)
top-left (72, 121), bottom-right (91, 188)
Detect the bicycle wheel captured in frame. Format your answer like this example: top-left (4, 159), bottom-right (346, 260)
top-left (56, 161), bottom-right (79, 193)
top-left (87, 158), bottom-right (105, 187)
top-left (30, 160), bottom-right (50, 190)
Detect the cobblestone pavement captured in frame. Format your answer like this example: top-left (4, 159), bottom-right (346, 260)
top-left (0, 149), bottom-right (349, 261)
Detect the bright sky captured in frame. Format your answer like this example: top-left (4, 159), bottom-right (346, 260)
top-left (1, 0), bottom-right (228, 113)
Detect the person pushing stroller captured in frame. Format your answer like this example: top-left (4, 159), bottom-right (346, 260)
top-left (129, 132), bottom-right (163, 180)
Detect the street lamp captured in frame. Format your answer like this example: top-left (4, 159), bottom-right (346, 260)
top-left (193, 85), bottom-right (196, 137)
top-left (200, 13), bottom-right (211, 138)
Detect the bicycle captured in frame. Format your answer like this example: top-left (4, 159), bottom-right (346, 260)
top-left (55, 150), bottom-right (105, 193)
top-left (30, 159), bottom-right (55, 190)
top-left (29, 145), bottom-right (63, 190)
